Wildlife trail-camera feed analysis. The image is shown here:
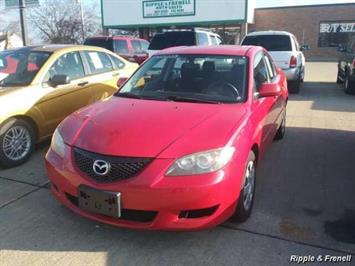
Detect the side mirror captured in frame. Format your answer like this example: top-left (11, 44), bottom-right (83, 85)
top-left (337, 45), bottom-right (346, 53)
top-left (117, 77), bottom-right (128, 88)
top-left (258, 83), bottom-right (281, 97)
top-left (300, 44), bottom-right (310, 51)
top-left (50, 75), bottom-right (70, 87)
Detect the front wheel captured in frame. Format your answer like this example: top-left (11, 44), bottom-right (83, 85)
top-left (274, 109), bottom-right (286, 140)
top-left (0, 118), bottom-right (35, 168)
top-left (230, 151), bottom-right (256, 223)
top-left (336, 70), bottom-right (342, 84)
top-left (288, 80), bottom-right (300, 94)
top-left (344, 74), bottom-right (355, 94)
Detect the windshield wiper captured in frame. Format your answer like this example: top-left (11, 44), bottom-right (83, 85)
top-left (115, 92), bottom-right (166, 101)
top-left (115, 92), bottom-right (144, 99)
top-left (165, 96), bottom-right (220, 104)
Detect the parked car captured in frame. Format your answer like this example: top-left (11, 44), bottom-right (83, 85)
top-left (241, 30), bottom-right (308, 93)
top-left (147, 28), bottom-right (223, 57)
top-left (84, 36), bottom-right (149, 65)
top-left (46, 45), bottom-right (288, 230)
top-left (0, 45), bottom-right (138, 167)
top-left (336, 36), bottom-right (355, 94)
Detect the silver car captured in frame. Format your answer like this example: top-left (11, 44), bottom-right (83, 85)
top-left (241, 31), bottom-right (308, 93)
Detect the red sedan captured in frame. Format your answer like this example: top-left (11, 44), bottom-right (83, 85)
top-left (45, 45), bottom-right (288, 230)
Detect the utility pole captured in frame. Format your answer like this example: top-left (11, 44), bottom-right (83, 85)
top-left (19, 0), bottom-right (28, 46)
top-left (77, 0), bottom-right (85, 41)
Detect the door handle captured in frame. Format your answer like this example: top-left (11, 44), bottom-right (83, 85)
top-left (77, 81), bottom-right (89, 86)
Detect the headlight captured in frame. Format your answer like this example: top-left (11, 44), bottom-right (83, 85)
top-left (166, 147), bottom-right (235, 176)
top-left (51, 128), bottom-right (65, 158)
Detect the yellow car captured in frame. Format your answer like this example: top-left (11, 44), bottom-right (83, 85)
top-left (0, 45), bottom-right (138, 167)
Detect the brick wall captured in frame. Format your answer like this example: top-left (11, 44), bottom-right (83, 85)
top-left (249, 4), bottom-right (355, 61)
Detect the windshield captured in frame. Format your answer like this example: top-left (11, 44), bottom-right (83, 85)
top-left (148, 32), bottom-right (196, 50)
top-left (0, 49), bottom-right (51, 87)
top-left (242, 35), bottom-right (292, 51)
top-left (116, 54), bottom-right (247, 104)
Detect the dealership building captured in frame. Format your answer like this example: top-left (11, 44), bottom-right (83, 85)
top-left (101, 1), bottom-right (355, 60)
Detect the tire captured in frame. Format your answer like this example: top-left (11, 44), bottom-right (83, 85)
top-left (336, 71), bottom-right (342, 84)
top-left (344, 74), bottom-right (355, 94)
top-left (274, 109), bottom-right (286, 141)
top-left (0, 118), bottom-right (35, 168)
top-left (288, 80), bottom-right (300, 94)
top-left (230, 151), bottom-right (256, 223)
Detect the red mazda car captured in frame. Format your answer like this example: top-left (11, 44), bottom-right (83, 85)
top-left (45, 45), bottom-right (288, 230)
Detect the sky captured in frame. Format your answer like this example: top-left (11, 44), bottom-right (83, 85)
top-left (1, 0), bottom-right (354, 29)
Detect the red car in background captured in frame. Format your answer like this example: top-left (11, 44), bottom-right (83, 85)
top-left (46, 45), bottom-right (288, 230)
top-left (84, 36), bottom-right (149, 65)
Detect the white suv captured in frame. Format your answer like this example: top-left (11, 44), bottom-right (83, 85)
top-left (148, 28), bottom-right (223, 57)
top-left (241, 31), bottom-right (307, 93)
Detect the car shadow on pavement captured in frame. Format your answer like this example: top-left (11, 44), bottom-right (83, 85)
top-left (236, 126), bottom-right (355, 252)
top-left (0, 127), bottom-right (355, 265)
top-left (0, 141), bottom-right (50, 186)
top-left (290, 82), bottom-right (355, 113)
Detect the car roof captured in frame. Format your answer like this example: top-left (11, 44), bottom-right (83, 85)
top-left (156, 45), bottom-right (257, 56)
top-left (86, 36), bottom-right (148, 42)
top-left (4, 45), bottom-right (114, 53)
top-left (246, 31), bottom-right (293, 36)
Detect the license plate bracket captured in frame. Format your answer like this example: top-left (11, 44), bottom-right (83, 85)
top-left (78, 185), bottom-right (121, 218)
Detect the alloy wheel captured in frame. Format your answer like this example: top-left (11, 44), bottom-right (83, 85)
top-left (2, 126), bottom-right (32, 161)
top-left (243, 160), bottom-right (255, 211)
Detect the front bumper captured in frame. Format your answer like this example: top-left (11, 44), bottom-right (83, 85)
top-left (45, 146), bottom-right (244, 231)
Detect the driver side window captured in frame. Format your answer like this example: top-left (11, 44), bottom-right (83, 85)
top-left (43, 52), bottom-right (85, 84)
top-left (253, 52), bottom-right (269, 91)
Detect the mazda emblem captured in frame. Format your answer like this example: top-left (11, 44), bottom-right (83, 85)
top-left (93, 160), bottom-right (111, 176)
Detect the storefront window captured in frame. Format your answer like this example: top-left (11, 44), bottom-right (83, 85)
top-left (318, 21), bottom-right (355, 47)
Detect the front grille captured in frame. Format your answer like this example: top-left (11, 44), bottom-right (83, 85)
top-left (65, 193), bottom-right (157, 223)
top-left (73, 147), bottom-right (152, 183)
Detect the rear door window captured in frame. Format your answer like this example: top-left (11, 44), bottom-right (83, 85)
top-left (83, 51), bottom-right (113, 75)
top-left (211, 35), bottom-right (218, 45)
top-left (114, 40), bottom-right (129, 54)
top-left (242, 35), bottom-right (292, 51)
top-left (109, 54), bottom-right (125, 70)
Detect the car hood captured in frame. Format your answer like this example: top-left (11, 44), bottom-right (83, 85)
top-left (62, 97), bottom-right (247, 158)
top-left (0, 86), bottom-right (25, 97)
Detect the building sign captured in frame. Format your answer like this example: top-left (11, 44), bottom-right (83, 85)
top-left (143, 0), bottom-right (195, 18)
top-left (5, 0), bottom-right (39, 8)
top-left (101, 0), bottom-right (254, 28)
top-left (319, 21), bottom-right (355, 47)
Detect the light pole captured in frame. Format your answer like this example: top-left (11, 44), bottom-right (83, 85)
top-left (76, 0), bottom-right (85, 41)
top-left (19, 0), bottom-right (28, 46)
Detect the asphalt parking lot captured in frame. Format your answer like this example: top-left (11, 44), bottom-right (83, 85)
top-left (0, 62), bottom-right (354, 266)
